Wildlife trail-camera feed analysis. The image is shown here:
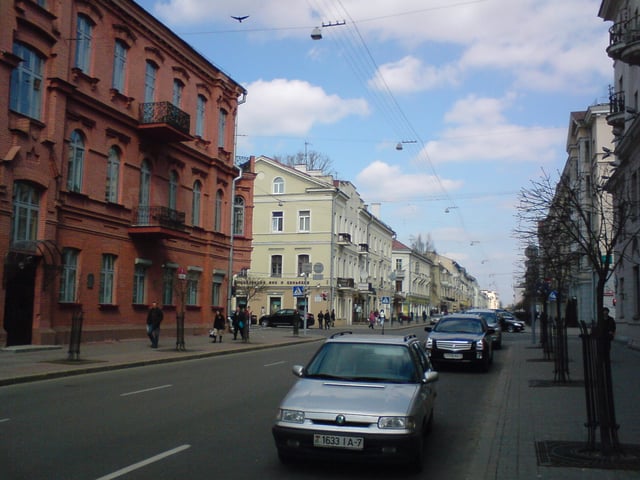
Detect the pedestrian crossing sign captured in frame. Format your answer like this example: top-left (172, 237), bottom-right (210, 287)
top-left (293, 285), bottom-right (305, 297)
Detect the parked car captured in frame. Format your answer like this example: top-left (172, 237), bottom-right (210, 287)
top-left (429, 314), bottom-right (444, 325)
top-left (496, 310), bottom-right (525, 332)
top-left (260, 309), bottom-right (315, 328)
top-left (464, 309), bottom-right (502, 349)
top-left (272, 331), bottom-right (439, 472)
top-left (424, 314), bottom-right (495, 372)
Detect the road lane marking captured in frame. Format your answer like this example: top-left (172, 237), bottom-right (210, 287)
top-left (95, 444), bottom-right (190, 480)
top-left (120, 384), bottom-right (172, 397)
top-left (264, 361), bottom-right (285, 367)
top-left (0, 418), bottom-right (9, 423)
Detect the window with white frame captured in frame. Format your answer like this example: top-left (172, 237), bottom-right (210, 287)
top-left (272, 211), bottom-right (283, 232)
top-left (105, 146), bottom-right (120, 202)
top-left (9, 42), bottom-right (43, 119)
top-left (395, 258), bottom-right (402, 271)
top-left (196, 94), bottom-right (206, 137)
top-left (172, 79), bottom-right (183, 107)
top-left (298, 254), bottom-right (310, 276)
top-left (233, 196), bottom-right (245, 235)
top-left (75, 14), bottom-right (93, 72)
top-left (273, 177), bottom-right (284, 194)
top-left (192, 180), bottom-right (202, 226)
top-left (168, 170), bottom-right (178, 210)
top-left (187, 270), bottom-right (201, 305)
top-left (211, 273), bottom-right (224, 306)
top-left (11, 181), bottom-right (39, 244)
top-left (59, 248), bottom-right (79, 303)
top-left (214, 190), bottom-right (223, 231)
top-left (112, 40), bottom-right (127, 92)
top-left (100, 254), bottom-right (116, 304)
top-left (162, 266), bottom-right (176, 306)
top-left (132, 264), bottom-right (147, 304)
top-left (298, 210), bottom-right (310, 232)
top-left (67, 130), bottom-right (85, 192)
top-left (144, 61), bottom-right (157, 103)
top-left (271, 255), bottom-right (283, 277)
top-left (218, 109), bottom-right (227, 149)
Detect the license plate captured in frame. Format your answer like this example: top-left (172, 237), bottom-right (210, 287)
top-left (444, 353), bottom-right (463, 359)
top-left (313, 434), bottom-right (364, 450)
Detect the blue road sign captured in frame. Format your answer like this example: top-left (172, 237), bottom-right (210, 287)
top-left (293, 285), bottom-right (305, 297)
top-left (381, 296), bottom-right (390, 304)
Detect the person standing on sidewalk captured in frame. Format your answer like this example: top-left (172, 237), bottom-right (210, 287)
top-left (317, 310), bottom-right (324, 329)
top-left (146, 302), bottom-right (163, 348)
top-left (212, 309), bottom-right (226, 343)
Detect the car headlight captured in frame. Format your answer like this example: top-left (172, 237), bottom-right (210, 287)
top-left (278, 409), bottom-right (305, 423)
top-left (475, 339), bottom-right (484, 350)
top-left (378, 416), bottom-right (415, 430)
top-left (425, 337), bottom-right (433, 349)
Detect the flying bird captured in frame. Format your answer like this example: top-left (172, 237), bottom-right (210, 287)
top-left (231, 15), bottom-right (249, 23)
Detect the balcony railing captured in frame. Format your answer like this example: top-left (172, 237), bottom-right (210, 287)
top-left (607, 16), bottom-right (640, 65)
top-left (607, 89), bottom-right (626, 136)
top-left (358, 243), bottom-right (369, 253)
top-left (129, 206), bottom-right (187, 238)
top-left (337, 232), bottom-right (351, 244)
top-left (336, 277), bottom-right (354, 289)
top-left (138, 101), bottom-right (191, 142)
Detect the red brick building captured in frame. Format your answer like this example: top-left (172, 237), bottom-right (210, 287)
top-left (0, 0), bottom-right (254, 345)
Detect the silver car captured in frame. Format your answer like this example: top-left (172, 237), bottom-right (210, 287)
top-left (272, 332), bottom-right (438, 472)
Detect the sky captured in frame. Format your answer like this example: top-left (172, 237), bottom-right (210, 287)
top-left (136, 0), bottom-right (612, 306)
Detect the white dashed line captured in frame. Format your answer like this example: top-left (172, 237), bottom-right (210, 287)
top-left (120, 384), bottom-right (172, 397)
top-left (95, 444), bottom-right (191, 480)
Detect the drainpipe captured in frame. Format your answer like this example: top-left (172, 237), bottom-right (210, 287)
top-left (226, 89), bottom-right (247, 318)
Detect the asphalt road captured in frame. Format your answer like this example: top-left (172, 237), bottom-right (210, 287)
top-left (0, 326), bottom-right (513, 479)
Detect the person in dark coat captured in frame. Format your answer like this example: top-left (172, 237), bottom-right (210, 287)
top-left (146, 302), bottom-right (163, 348)
top-left (317, 310), bottom-right (324, 329)
top-left (212, 309), bottom-right (226, 343)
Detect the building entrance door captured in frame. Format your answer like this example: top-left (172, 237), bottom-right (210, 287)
top-left (3, 255), bottom-right (37, 346)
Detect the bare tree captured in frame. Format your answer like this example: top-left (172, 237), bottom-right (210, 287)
top-left (515, 168), bottom-right (637, 455)
top-left (409, 233), bottom-right (436, 254)
top-left (234, 274), bottom-right (268, 308)
top-left (273, 149), bottom-right (334, 175)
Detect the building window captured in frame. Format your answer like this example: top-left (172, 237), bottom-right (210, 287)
top-left (233, 196), bottom-right (245, 235)
top-left (11, 182), bottom-right (39, 244)
top-left (272, 211), bottom-right (283, 232)
top-left (162, 266), bottom-right (176, 306)
top-left (9, 42), bottom-right (43, 119)
top-left (298, 210), bottom-right (310, 232)
top-left (112, 40), bottom-right (127, 92)
top-left (298, 254), bottom-right (310, 276)
top-left (100, 254), bottom-right (116, 304)
top-left (192, 180), bottom-right (202, 226)
top-left (138, 160), bottom-right (151, 223)
top-left (196, 94), bottom-right (206, 137)
top-left (172, 79), bottom-right (183, 107)
top-left (273, 177), bottom-right (284, 194)
top-left (144, 61), bottom-right (157, 103)
top-left (59, 248), bottom-right (79, 303)
top-left (75, 14), bottom-right (93, 72)
top-left (271, 255), bottom-right (283, 277)
top-left (133, 264), bottom-right (147, 304)
top-left (168, 170), bottom-right (178, 210)
top-left (211, 274), bottom-right (224, 306)
top-left (67, 130), bottom-right (85, 192)
top-left (187, 271), bottom-right (201, 306)
top-left (395, 259), bottom-right (403, 271)
top-left (218, 109), bottom-right (227, 149)
top-left (214, 190), bottom-right (223, 232)
top-left (105, 146), bottom-right (120, 202)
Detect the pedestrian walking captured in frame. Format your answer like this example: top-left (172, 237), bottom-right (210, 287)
top-left (317, 310), bottom-right (324, 329)
top-left (368, 311), bottom-right (376, 329)
top-left (325, 309), bottom-right (331, 329)
top-left (379, 309), bottom-right (386, 328)
top-left (331, 309), bottom-right (335, 327)
top-left (232, 307), bottom-right (240, 340)
top-left (237, 305), bottom-right (249, 343)
top-left (603, 307), bottom-right (616, 351)
top-left (212, 309), bottom-right (226, 343)
top-left (146, 302), bottom-right (163, 348)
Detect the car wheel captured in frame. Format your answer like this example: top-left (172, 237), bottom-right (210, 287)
top-left (507, 325), bottom-right (515, 333)
top-left (480, 355), bottom-right (491, 373)
top-left (409, 435), bottom-right (424, 473)
top-left (261, 320), bottom-right (269, 327)
top-left (425, 409), bottom-right (434, 434)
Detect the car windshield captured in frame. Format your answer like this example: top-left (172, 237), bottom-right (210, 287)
top-left (305, 342), bottom-right (417, 383)
top-left (434, 318), bottom-right (483, 334)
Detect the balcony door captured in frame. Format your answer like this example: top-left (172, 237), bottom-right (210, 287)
top-left (138, 160), bottom-right (151, 224)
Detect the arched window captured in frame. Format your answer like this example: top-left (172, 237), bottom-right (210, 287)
top-left (11, 181), bottom-right (40, 244)
top-left (168, 170), bottom-right (178, 210)
top-left (105, 146), bottom-right (120, 203)
top-left (273, 176), bottom-right (284, 194)
top-left (214, 190), bottom-right (223, 231)
top-left (192, 180), bottom-right (202, 226)
top-left (67, 130), bottom-right (85, 192)
top-left (233, 196), bottom-right (245, 235)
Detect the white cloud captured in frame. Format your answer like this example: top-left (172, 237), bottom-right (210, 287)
top-left (355, 160), bottom-right (463, 203)
top-left (238, 78), bottom-right (369, 137)
top-left (421, 94), bottom-right (565, 164)
top-left (368, 56), bottom-right (460, 93)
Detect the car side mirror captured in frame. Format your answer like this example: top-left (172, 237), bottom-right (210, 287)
top-left (292, 365), bottom-right (305, 377)
top-left (424, 326), bottom-right (433, 332)
top-left (487, 327), bottom-right (495, 334)
top-left (423, 371), bottom-right (439, 384)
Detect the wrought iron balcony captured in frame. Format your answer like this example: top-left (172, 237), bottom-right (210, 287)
top-left (358, 243), bottom-right (369, 253)
top-left (607, 90), bottom-right (626, 137)
top-left (336, 277), bottom-right (354, 289)
top-left (129, 205), bottom-right (188, 239)
top-left (138, 101), bottom-right (191, 142)
top-left (607, 16), bottom-right (640, 66)
top-left (337, 232), bottom-right (351, 244)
